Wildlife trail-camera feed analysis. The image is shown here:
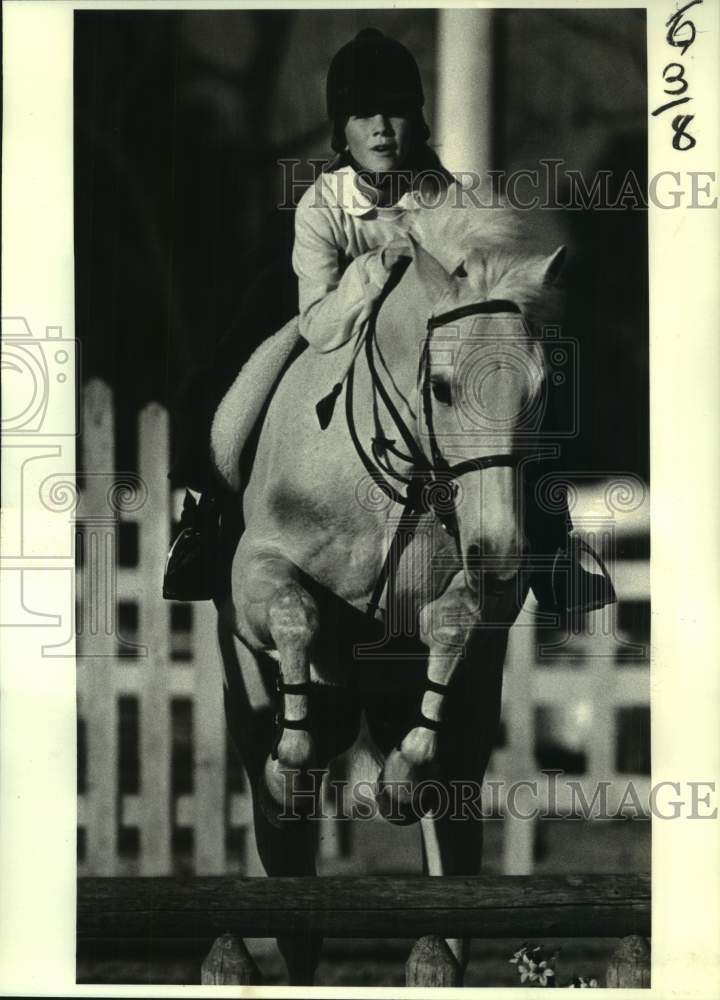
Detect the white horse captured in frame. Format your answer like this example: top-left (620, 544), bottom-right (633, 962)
top-left (217, 204), bottom-right (565, 984)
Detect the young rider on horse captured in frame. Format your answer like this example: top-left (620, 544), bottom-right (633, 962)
top-left (163, 27), bottom-right (614, 618)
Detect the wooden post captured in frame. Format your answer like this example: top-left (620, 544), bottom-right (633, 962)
top-left (436, 9), bottom-right (494, 177)
top-left (606, 934), bottom-right (651, 988)
top-left (201, 933), bottom-right (261, 985)
top-left (406, 935), bottom-right (463, 986)
top-left (137, 402), bottom-right (172, 874)
top-left (193, 600), bottom-right (227, 875)
top-left (82, 379), bottom-right (118, 875)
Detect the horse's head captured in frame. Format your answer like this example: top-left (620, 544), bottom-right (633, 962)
top-left (376, 214), bottom-right (565, 602)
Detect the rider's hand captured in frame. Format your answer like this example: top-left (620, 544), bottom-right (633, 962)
top-left (381, 239), bottom-right (413, 270)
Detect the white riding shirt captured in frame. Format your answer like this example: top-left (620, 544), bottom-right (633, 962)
top-left (292, 164), bottom-right (426, 353)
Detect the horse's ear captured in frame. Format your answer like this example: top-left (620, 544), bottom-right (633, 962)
top-left (541, 245), bottom-right (567, 285)
top-left (406, 232), bottom-right (456, 305)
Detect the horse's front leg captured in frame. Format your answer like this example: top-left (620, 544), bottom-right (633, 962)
top-left (232, 553), bottom-right (320, 817)
top-left (263, 579), bottom-right (320, 815)
top-left (414, 623), bottom-right (508, 980)
top-left (377, 571), bottom-right (521, 823)
top-left (376, 573), bottom-right (472, 822)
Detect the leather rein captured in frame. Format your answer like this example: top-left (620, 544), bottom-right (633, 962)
top-left (339, 262), bottom-right (535, 621)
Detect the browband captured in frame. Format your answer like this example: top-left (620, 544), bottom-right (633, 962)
top-left (428, 300), bottom-right (521, 329)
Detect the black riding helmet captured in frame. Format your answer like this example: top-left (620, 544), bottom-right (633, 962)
top-left (326, 27), bottom-right (425, 120)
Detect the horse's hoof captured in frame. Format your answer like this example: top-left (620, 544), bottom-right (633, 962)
top-left (375, 743), bottom-right (441, 825)
top-left (375, 778), bottom-right (423, 826)
top-left (260, 755), bottom-right (321, 826)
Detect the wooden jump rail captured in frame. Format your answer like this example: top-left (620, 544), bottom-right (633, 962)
top-left (78, 873), bottom-right (651, 987)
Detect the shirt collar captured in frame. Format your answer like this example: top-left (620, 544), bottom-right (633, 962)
top-left (323, 164), bottom-right (422, 217)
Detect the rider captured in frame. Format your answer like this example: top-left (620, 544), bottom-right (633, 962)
top-left (163, 27), bottom-right (614, 618)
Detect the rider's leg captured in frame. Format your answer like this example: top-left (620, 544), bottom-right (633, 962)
top-left (164, 305), bottom-right (271, 602)
top-left (164, 291), bottom-right (300, 602)
top-left (162, 484), bottom-right (221, 601)
top-left (164, 209), bottom-right (298, 602)
top-left (164, 356), bottom-right (225, 601)
top-left (526, 477), bottom-right (616, 617)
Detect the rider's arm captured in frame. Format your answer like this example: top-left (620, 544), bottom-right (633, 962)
top-left (292, 196), bottom-right (389, 353)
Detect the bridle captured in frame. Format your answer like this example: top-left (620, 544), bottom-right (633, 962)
top-left (421, 299), bottom-right (526, 481)
top-left (339, 260), bottom-right (542, 620)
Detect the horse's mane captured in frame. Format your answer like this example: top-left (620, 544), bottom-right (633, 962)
top-left (407, 188), bottom-right (563, 328)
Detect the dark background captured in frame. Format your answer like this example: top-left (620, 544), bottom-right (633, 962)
top-left (74, 8), bottom-right (648, 481)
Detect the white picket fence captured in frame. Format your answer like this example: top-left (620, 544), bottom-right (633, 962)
top-left (76, 379), bottom-right (258, 876)
top-left (76, 378), bottom-right (649, 877)
top-left (493, 491), bottom-right (650, 873)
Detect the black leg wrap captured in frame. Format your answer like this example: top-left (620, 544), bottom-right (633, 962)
top-left (423, 678), bottom-right (451, 696)
top-left (270, 680), bottom-right (312, 761)
top-left (395, 679), bottom-right (450, 749)
top-left (414, 712), bottom-right (443, 732)
top-left (277, 681), bottom-right (313, 696)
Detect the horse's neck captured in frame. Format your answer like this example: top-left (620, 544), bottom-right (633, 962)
top-left (373, 261), bottom-right (431, 402)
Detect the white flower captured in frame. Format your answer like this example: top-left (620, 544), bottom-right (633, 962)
top-left (536, 962), bottom-right (555, 987)
top-left (570, 975), bottom-right (599, 988)
top-left (510, 944), bottom-right (559, 986)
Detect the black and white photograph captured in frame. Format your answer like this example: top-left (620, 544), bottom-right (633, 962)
top-left (1, 1), bottom-right (719, 995)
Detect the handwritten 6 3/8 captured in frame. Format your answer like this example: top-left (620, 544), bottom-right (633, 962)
top-left (651, 0), bottom-right (703, 151)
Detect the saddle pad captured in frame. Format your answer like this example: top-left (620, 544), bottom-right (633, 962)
top-left (211, 315), bottom-right (301, 491)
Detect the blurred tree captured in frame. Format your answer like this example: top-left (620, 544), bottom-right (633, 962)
top-left (496, 9), bottom-right (648, 479)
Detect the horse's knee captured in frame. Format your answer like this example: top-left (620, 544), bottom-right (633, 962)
top-left (419, 593), bottom-right (473, 649)
top-left (264, 584), bottom-right (318, 785)
top-left (267, 584), bottom-right (318, 650)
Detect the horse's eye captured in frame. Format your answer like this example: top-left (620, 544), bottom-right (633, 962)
top-left (454, 263), bottom-right (467, 278)
top-left (431, 380), bottom-right (452, 405)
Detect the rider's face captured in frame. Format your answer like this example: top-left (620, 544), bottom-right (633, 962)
top-left (344, 113), bottom-right (411, 173)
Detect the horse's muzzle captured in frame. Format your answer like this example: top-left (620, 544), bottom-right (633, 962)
top-left (461, 532), bottom-right (528, 602)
